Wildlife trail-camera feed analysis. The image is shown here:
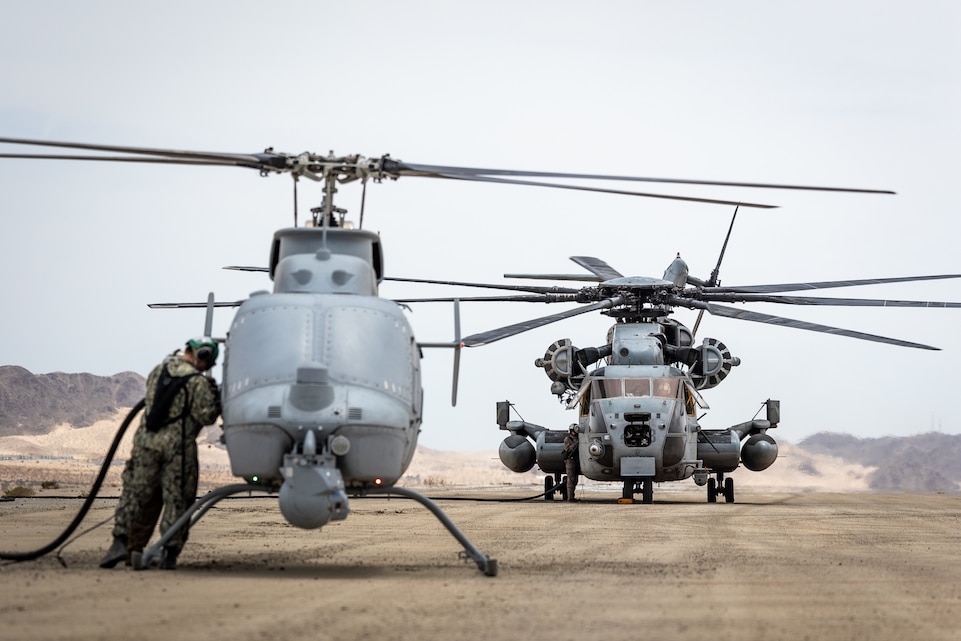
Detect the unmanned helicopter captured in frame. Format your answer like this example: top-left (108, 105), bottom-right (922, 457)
top-left (393, 210), bottom-right (961, 504)
top-left (0, 136), bottom-right (900, 571)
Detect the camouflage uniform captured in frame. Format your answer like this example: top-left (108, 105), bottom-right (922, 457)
top-left (563, 429), bottom-right (579, 501)
top-left (112, 353), bottom-right (221, 553)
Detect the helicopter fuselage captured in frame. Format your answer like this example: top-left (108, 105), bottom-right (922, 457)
top-left (220, 227), bottom-right (423, 528)
top-left (496, 318), bottom-right (778, 502)
top-left (222, 289), bottom-right (422, 485)
top-left (577, 365), bottom-right (700, 482)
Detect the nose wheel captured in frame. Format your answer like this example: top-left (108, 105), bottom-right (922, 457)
top-left (707, 473), bottom-right (735, 503)
top-left (621, 478), bottom-right (654, 504)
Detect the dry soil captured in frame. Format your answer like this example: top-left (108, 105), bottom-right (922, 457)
top-left (1, 488), bottom-right (959, 641)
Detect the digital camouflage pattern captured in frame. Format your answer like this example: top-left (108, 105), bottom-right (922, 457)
top-left (113, 353), bottom-right (221, 551)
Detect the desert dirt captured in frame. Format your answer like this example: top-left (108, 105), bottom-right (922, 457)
top-left (1, 488), bottom-right (960, 641)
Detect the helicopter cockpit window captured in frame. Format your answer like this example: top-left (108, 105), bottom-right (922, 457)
top-left (592, 379), bottom-right (624, 399)
top-left (623, 378), bottom-right (652, 397)
top-left (652, 378), bottom-right (679, 398)
top-left (593, 377), bottom-right (680, 399)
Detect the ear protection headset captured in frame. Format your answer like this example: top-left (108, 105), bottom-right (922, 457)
top-left (196, 346), bottom-right (215, 365)
top-left (186, 337), bottom-right (219, 367)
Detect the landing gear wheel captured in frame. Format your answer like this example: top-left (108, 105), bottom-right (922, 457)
top-left (560, 476), bottom-right (569, 501)
top-left (724, 477), bottom-right (735, 503)
top-left (642, 478), bottom-right (653, 504)
top-left (544, 475), bottom-right (555, 501)
top-left (707, 478), bottom-right (717, 503)
top-left (622, 480), bottom-right (634, 500)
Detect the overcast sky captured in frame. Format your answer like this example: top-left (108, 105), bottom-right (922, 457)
top-left (1, 1), bottom-right (959, 453)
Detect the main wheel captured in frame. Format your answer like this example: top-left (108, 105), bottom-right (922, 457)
top-left (642, 478), bottom-right (653, 504)
top-left (544, 475), bottom-right (555, 501)
top-left (560, 476), bottom-right (569, 501)
top-left (707, 477), bottom-right (717, 503)
top-left (724, 477), bottom-right (735, 503)
top-left (622, 480), bottom-right (634, 499)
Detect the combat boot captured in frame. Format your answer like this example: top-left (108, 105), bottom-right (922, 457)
top-left (159, 546), bottom-right (180, 570)
top-left (99, 536), bottom-right (128, 569)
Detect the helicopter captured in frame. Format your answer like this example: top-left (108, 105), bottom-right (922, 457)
top-left (391, 209), bottom-right (961, 504)
top-left (0, 136), bottom-right (901, 571)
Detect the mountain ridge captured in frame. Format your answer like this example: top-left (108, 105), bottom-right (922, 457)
top-left (2, 367), bottom-right (959, 493)
top-left (0, 366), bottom-right (145, 436)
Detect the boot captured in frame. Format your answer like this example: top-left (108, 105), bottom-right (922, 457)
top-left (159, 546), bottom-right (180, 570)
top-left (99, 536), bottom-right (128, 569)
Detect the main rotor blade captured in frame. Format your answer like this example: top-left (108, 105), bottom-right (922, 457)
top-left (709, 205), bottom-right (739, 287)
top-left (0, 153), bottom-right (236, 166)
top-left (384, 276), bottom-right (581, 295)
top-left (504, 273), bottom-right (603, 282)
top-left (224, 265), bottom-right (270, 272)
top-left (0, 136), bottom-right (280, 168)
top-left (394, 294), bottom-right (565, 303)
top-left (148, 301), bottom-right (244, 309)
top-left (570, 256), bottom-right (624, 281)
top-left (428, 172), bottom-right (779, 208)
top-left (461, 296), bottom-right (625, 347)
top-left (705, 274), bottom-right (961, 294)
top-left (391, 160), bottom-right (895, 195)
top-left (701, 293), bottom-right (961, 308)
top-left (679, 299), bottom-right (939, 350)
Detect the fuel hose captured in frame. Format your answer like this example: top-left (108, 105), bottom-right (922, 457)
top-left (0, 399), bottom-right (145, 562)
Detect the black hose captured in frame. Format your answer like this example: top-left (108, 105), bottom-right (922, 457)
top-left (0, 398), bottom-right (146, 562)
top-left (354, 478), bottom-right (569, 503)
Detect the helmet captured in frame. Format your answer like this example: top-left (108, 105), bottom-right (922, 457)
top-left (186, 337), bottom-right (219, 365)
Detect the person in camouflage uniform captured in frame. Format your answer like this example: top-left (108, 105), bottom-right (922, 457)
top-left (100, 338), bottom-right (221, 570)
top-left (563, 425), bottom-right (579, 502)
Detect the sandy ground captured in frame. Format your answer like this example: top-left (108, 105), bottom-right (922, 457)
top-left (1, 488), bottom-right (959, 641)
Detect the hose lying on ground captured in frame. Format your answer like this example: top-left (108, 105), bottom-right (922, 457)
top-left (0, 399), bottom-right (145, 562)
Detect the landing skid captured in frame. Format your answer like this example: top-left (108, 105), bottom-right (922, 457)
top-left (707, 473), bottom-right (735, 503)
top-left (140, 483), bottom-right (497, 576)
top-left (364, 486), bottom-right (497, 576)
top-left (141, 483), bottom-right (268, 568)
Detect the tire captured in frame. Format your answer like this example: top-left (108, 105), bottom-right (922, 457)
top-left (707, 478), bottom-right (717, 503)
top-left (544, 475), bottom-right (555, 501)
top-left (724, 477), bottom-right (735, 503)
top-left (642, 478), bottom-right (653, 504)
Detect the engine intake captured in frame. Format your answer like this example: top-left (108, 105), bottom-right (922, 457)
top-left (535, 339), bottom-right (584, 394)
top-left (688, 337), bottom-right (740, 390)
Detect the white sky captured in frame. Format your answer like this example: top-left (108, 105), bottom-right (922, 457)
top-left (1, 1), bottom-right (959, 451)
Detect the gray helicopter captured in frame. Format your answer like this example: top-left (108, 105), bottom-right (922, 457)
top-left (395, 210), bottom-right (961, 504)
top-left (0, 136), bottom-right (902, 570)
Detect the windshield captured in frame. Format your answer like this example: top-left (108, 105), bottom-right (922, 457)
top-left (592, 377), bottom-right (679, 399)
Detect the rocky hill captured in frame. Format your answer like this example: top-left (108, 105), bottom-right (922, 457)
top-left (799, 432), bottom-right (961, 493)
top-left (0, 366), bottom-right (145, 436)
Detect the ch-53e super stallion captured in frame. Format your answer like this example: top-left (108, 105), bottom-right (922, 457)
top-left (396, 209), bottom-right (961, 504)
